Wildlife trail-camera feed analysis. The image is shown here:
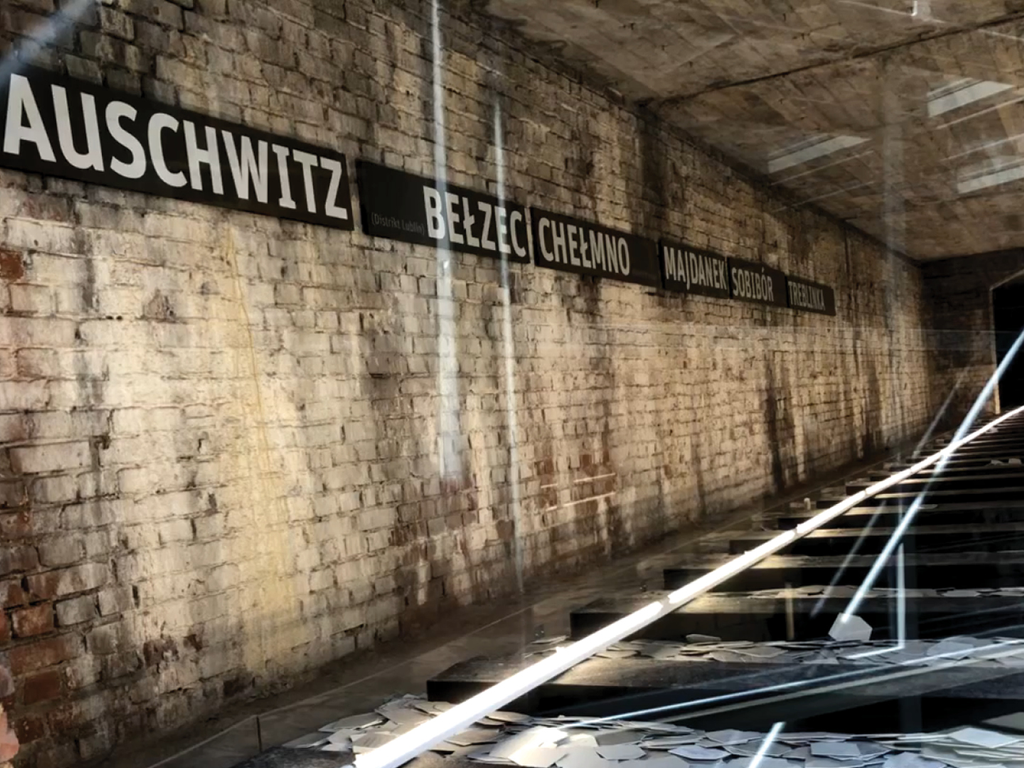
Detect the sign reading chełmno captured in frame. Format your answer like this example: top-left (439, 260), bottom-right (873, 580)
top-left (660, 240), bottom-right (730, 299)
top-left (0, 66), bottom-right (353, 229)
top-left (728, 258), bottom-right (788, 308)
top-left (530, 207), bottom-right (660, 288)
top-left (787, 275), bottom-right (836, 316)
top-left (356, 161), bottom-right (530, 263)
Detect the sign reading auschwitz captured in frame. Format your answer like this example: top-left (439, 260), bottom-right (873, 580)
top-left (728, 257), bottom-right (788, 308)
top-left (530, 207), bottom-right (660, 288)
top-left (0, 66), bottom-right (354, 229)
top-left (660, 240), bottom-right (731, 299)
top-left (787, 275), bottom-right (837, 316)
top-left (356, 161), bottom-right (530, 263)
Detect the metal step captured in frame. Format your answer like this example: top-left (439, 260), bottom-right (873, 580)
top-left (568, 592), bottom-right (1024, 641)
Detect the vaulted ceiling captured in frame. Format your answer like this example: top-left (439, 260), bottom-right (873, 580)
top-left (483, 0), bottom-right (1024, 260)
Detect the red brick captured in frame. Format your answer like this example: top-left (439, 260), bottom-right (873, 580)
top-left (0, 546), bottom-right (37, 576)
top-left (12, 604), bottom-right (53, 638)
top-left (0, 579), bottom-right (28, 608)
top-left (8, 636), bottom-right (76, 675)
top-left (22, 670), bottom-right (62, 705)
top-left (27, 564), bottom-right (109, 601)
top-left (13, 713), bottom-right (44, 745)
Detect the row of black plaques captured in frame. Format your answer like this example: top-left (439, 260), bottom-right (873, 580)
top-left (0, 65), bottom-right (835, 316)
top-left (358, 162), bottom-right (836, 316)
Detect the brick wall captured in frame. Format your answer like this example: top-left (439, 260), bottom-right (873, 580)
top-left (923, 250), bottom-right (1024, 424)
top-left (0, 0), bottom-right (935, 764)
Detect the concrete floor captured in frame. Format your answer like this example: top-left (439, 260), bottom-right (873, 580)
top-left (96, 448), bottom-right (904, 768)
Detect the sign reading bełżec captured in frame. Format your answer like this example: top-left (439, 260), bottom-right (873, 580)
top-left (356, 161), bottom-right (530, 263)
top-left (0, 66), bottom-right (353, 229)
top-left (530, 207), bottom-right (660, 288)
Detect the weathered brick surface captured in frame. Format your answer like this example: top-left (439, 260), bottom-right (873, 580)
top-left (923, 249), bottom-right (1024, 423)
top-left (0, 0), bottom-right (934, 763)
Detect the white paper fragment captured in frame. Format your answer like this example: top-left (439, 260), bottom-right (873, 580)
top-left (686, 634), bottom-right (722, 643)
top-left (492, 729), bottom-right (570, 760)
top-left (318, 712), bottom-right (386, 732)
top-left (947, 727), bottom-right (1021, 749)
top-left (829, 613), bottom-right (872, 642)
top-left (284, 732), bottom-right (329, 748)
top-left (811, 741), bottom-right (863, 758)
top-left (594, 731), bottom-right (644, 747)
top-left (704, 729), bottom-right (761, 746)
top-left (670, 745), bottom-right (730, 760)
top-left (511, 747), bottom-right (568, 768)
top-left (557, 750), bottom-right (613, 768)
top-left (449, 728), bottom-right (503, 746)
top-left (596, 744), bottom-right (646, 760)
top-left (352, 732), bottom-right (397, 753)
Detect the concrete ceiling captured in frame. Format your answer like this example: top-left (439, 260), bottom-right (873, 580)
top-left (482, 0), bottom-right (1024, 261)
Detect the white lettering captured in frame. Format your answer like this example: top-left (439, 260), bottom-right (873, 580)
top-left (221, 131), bottom-right (269, 203)
top-left (496, 207), bottom-right (510, 255)
top-left (480, 201), bottom-right (495, 251)
top-left (106, 102), bottom-right (146, 179)
top-left (617, 238), bottom-right (630, 275)
top-left (551, 221), bottom-right (567, 263)
top-left (604, 233), bottom-right (618, 274)
top-left (183, 121), bottom-right (224, 194)
top-left (3, 74), bottom-right (55, 162)
top-left (320, 156), bottom-right (348, 220)
top-left (149, 113), bottom-right (186, 188)
top-left (444, 192), bottom-right (463, 244)
top-left (272, 144), bottom-right (296, 209)
top-left (51, 86), bottom-right (103, 171)
top-left (509, 210), bottom-right (526, 258)
top-left (462, 198), bottom-right (479, 247)
top-left (567, 224), bottom-right (580, 266)
top-left (590, 231), bottom-right (605, 270)
top-left (292, 149), bottom-right (318, 213)
top-left (424, 187), bottom-right (445, 239)
top-left (539, 218), bottom-right (554, 262)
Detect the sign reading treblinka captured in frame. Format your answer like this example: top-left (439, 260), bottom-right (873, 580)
top-left (357, 161), bottom-right (530, 263)
top-left (787, 275), bottom-right (836, 316)
top-left (660, 240), bottom-right (730, 299)
top-left (530, 207), bottom-right (660, 288)
top-left (728, 258), bottom-right (788, 308)
top-left (0, 66), bottom-right (353, 228)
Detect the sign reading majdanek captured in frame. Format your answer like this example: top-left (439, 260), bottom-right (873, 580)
top-left (660, 240), bottom-right (730, 299)
top-left (787, 275), bottom-right (836, 316)
top-left (356, 161), bottom-right (530, 263)
top-left (530, 208), bottom-right (660, 288)
top-left (0, 66), bottom-right (353, 228)
top-left (728, 257), bottom-right (788, 308)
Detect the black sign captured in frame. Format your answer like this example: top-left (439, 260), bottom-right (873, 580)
top-left (357, 161), bottom-right (530, 263)
top-left (787, 276), bottom-right (836, 316)
top-left (728, 258), bottom-right (788, 308)
top-left (530, 208), bottom-right (660, 288)
top-left (660, 240), bottom-right (730, 299)
top-left (0, 66), bottom-right (353, 229)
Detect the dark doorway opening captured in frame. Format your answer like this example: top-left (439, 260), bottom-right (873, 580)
top-left (993, 281), bottom-right (1024, 409)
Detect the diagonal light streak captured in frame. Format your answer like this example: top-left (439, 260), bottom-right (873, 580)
top-left (841, 327), bottom-right (1024, 621)
top-left (354, 402), bottom-right (1024, 768)
top-left (811, 371), bottom-right (968, 621)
